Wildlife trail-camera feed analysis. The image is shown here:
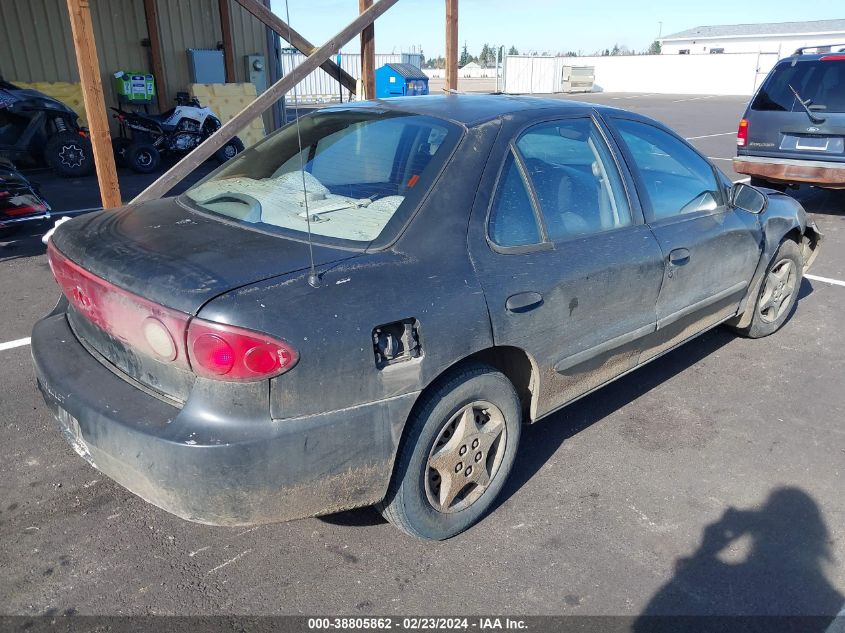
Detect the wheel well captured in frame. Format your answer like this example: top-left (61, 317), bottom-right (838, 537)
top-left (422, 347), bottom-right (539, 423)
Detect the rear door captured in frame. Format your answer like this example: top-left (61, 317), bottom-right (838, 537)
top-left (745, 57), bottom-right (845, 162)
top-left (469, 114), bottom-right (665, 417)
top-left (609, 117), bottom-right (763, 359)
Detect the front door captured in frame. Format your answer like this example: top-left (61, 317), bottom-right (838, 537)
top-left (609, 117), bottom-right (763, 358)
top-left (469, 115), bottom-right (665, 418)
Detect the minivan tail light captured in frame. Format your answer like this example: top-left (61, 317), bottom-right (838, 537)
top-left (187, 319), bottom-right (297, 381)
top-left (737, 119), bottom-right (749, 147)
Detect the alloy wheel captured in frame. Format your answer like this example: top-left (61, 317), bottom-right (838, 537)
top-left (758, 258), bottom-right (797, 323)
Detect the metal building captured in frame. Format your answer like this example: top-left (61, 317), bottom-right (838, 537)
top-left (0, 0), bottom-right (281, 130)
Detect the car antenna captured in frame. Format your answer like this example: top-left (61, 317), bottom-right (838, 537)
top-left (284, 0), bottom-right (320, 288)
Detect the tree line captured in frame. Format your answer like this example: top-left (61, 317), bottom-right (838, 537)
top-left (423, 41), bottom-right (662, 68)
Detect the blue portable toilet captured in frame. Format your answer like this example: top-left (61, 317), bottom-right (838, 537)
top-left (375, 63), bottom-right (429, 98)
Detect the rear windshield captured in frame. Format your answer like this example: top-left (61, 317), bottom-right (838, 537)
top-left (752, 58), bottom-right (845, 114)
top-left (185, 110), bottom-right (460, 247)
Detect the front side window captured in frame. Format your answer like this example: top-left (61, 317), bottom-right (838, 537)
top-left (614, 119), bottom-right (722, 222)
top-left (488, 151), bottom-right (542, 248)
top-left (752, 59), bottom-right (845, 114)
top-left (516, 118), bottom-right (632, 241)
top-left (185, 111), bottom-right (458, 246)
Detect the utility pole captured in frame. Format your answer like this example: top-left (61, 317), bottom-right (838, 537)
top-left (445, 0), bottom-right (458, 91)
top-left (66, 0), bottom-right (122, 209)
top-left (359, 0), bottom-right (375, 99)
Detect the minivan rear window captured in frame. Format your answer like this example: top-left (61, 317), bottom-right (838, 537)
top-left (752, 59), bottom-right (845, 114)
top-left (185, 110), bottom-right (460, 248)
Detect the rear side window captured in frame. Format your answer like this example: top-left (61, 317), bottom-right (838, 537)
top-left (488, 151), bottom-right (542, 248)
top-left (752, 59), bottom-right (845, 114)
top-left (516, 118), bottom-right (631, 241)
top-left (615, 119), bottom-right (723, 222)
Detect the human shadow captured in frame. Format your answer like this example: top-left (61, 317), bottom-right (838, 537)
top-left (634, 487), bottom-right (844, 632)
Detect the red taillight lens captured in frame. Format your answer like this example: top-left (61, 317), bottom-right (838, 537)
top-left (187, 319), bottom-right (297, 381)
top-left (737, 118), bottom-right (749, 147)
top-left (821, 55), bottom-right (845, 61)
top-left (48, 242), bottom-right (298, 382)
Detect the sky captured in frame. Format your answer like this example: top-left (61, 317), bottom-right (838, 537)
top-left (270, 0), bottom-right (843, 58)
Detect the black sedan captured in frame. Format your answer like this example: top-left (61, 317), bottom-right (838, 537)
top-left (33, 96), bottom-right (821, 540)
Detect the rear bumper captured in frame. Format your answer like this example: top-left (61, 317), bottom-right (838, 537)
top-left (734, 155), bottom-right (845, 188)
top-left (32, 312), bottom-right (417, 526)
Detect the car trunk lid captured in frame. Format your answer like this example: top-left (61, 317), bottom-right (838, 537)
top-left (51, 197), bottom-right (354, 315)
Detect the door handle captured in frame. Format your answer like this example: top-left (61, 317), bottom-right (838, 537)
top-left (668, 248), bottom-right (691, 266)
top-left (506, 292), bottom-right (544, 313)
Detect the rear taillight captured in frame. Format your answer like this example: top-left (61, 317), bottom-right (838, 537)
top-left (48, 241), bottom-right (192, 368)
top-left (737, 118), bottom-right (749, 147)
top-left (47, 242), bottom-right (296, 381)
top-left (821, 55), bottom-right (845, 61)
top-left (187, 319), bottom-right (297, 381)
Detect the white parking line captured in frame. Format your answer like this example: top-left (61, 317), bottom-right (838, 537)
top-left (806, 274), bottom-right (845, 288)
top-left (686, 132), bottom-right (735, 140)
top-left (0, 337), bottom-right (31, 352)
top-left (673, 95), bottom-right (716, 103)
top-left (707, 157), bottom-right (734, 161)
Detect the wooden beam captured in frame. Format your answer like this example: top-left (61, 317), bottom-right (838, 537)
top-left (133, 0), bottom-right (400, 204)
top-left (218, 0), bottom-right (236, 82)
top-left (143, 0), bottom-right (168, 112)
top-left (445, 0), bottom-right (458, 91)
top-left (232, 0), bottom-right (357, 94)
top-left (66, 0), bottom-right (121, 209)
top-left (359, 0), bottom-right (375, 99)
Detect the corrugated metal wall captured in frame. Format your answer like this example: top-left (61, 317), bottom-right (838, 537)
top-left (0, 0), bottom-right (148, 84)
top-left (0, 0), bottom-right (272, 128)
top-left (154, 0), bottom-right (223, 99)
top-left (279, 52), bottom-right (424, 102)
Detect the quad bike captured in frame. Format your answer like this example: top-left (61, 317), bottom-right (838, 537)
top-left (112, 92), bottom-right (244, 174)
top-left (0, 79), bottom-right (94, 178)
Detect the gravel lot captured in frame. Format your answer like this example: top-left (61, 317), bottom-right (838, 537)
top-left (1, 93), bottom-right (843, 620)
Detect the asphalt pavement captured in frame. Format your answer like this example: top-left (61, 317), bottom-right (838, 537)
top-left (1, 93), bottom-right (844, 620)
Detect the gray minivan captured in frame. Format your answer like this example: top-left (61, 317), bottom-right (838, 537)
top-left (734, 46), bottom-right (845, 190)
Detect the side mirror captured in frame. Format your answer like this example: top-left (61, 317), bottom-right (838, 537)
top-left (731, 182), bottom-right (768, 214)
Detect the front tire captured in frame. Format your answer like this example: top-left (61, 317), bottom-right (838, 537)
top-left (44, 132), bottom-right (94, 177)
top-left (378, 364), bottom-right (521, 540)
top-left (736, 239), bottom-right (803, 338)
top-left (215, 137), bottom-right (244, 164)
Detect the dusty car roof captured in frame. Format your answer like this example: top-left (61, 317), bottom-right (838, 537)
top-left (321, 94), bottom-right (604, 127)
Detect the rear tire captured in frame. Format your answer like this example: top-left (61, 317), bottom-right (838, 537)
top-left (378, 364), bottom-right (521, 540)
top-left (125, 142), bottom-right (161, 174)
top-left (112, 137), bottom-right (132, 167)
top-left (44, 132), bottom-right (94, 178)
top-left (735, 240), bottom-right (803, 339)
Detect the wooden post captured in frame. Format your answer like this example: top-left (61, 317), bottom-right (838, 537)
top-left (445, 0), bottom-right (458, 91)
top-left (66, 0), bottom-right (122, 209)
top-left (133, 0), bottom-right (400, 204)
top-left (143, 0), bottom-right (168, 112)
top-left (359, 0), bottom-right (375, 99)
top-left (218, 0), bottom-right (236, 82)
top-left (233, 0), bottom-right (358, 94)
